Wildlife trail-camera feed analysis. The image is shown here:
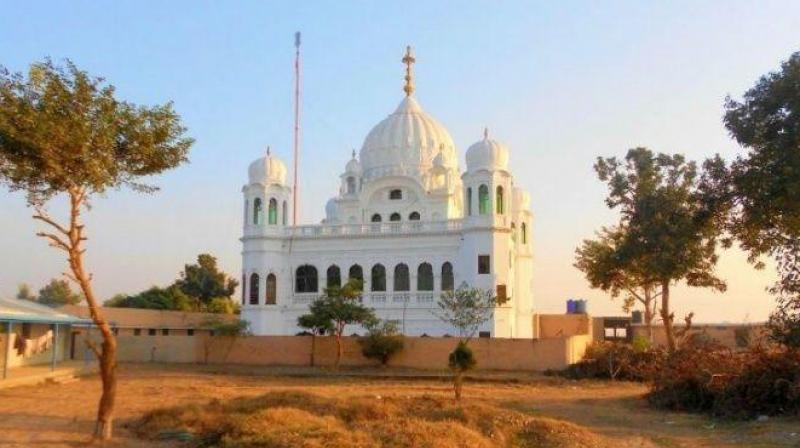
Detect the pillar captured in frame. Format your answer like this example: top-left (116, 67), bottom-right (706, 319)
top-left (3, 321), bottom-right (11, 379)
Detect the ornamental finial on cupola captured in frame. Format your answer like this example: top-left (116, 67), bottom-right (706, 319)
top-left (402, 45), bottom-right (415, 97)
top-left (266, 145), bottom-right (271, 156)
top-left (483, 127), bottom-right (489, 140)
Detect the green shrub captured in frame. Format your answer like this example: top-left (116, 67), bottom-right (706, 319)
top-left (448, 341), bottom-right (477, 400)
top-left (358, 320), bottom-right (404, 366)
top-left (448, 341), bottom-right (477, 373)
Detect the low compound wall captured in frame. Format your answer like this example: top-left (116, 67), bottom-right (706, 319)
top-left (104, 334), bottom-right (591, 372)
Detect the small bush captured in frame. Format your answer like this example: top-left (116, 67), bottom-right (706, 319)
top-left (449, 341), bottom-right (477, 373)
top-left (561, 341), bottom-right (663, 381)
top-left (647, 342), bottom-right (800, 419)
top-left (358, 320), bottom-right (404, 366)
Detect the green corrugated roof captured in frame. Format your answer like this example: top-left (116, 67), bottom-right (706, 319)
top-left (0, 298), bottom-right (92, 325)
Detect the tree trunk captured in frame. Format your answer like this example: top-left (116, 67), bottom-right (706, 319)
top-left (454, 371), bottom-right (463, 400)
top-left (659, 280), bottom-right (676, 353)
top-left (643, 288), bottom-right (654, 342)
top-left (47, 188), bottom-right (118, 440)
top-left (334, 332), bottom-right (342, 370)
top-left (310, 334), bottom-right (316, 367)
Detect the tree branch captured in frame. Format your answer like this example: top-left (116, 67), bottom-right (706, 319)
top-left (35, 231), bottom-right (71, 252)
top-left (84, 338), bottom-right (101, 359)
top-left (32, 208), bottom-right (70, 236)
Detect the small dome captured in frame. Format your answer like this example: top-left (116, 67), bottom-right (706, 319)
top-left (345, 151), bottom-right (361, 173)
top-left (513, 187), bottom-right (530, 210)
top-left (360, 96), bottom-right (457, 180)
top-left (432, 145), bottom-right (446, 168)
top-left (325, 198), bottom-right (338, 220)
top-left (248, 150), bottom-right (288, 186)
top-left (465, 130), bottom-right (509, 172)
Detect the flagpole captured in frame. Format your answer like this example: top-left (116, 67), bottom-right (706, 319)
top-left (292, 31), bottom-right (301, 226)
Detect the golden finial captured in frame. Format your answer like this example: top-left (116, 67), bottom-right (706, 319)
top-left (402, 45), bottom-right (416, 97)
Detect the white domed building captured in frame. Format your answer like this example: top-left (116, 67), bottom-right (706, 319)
top-left (241, 48), bottom-right (534, 337)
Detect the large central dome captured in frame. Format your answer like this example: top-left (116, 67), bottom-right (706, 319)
top-left (359, 96), bottom-right (458, 181)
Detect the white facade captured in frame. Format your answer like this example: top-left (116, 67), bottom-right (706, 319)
top-left (241, 53), bottom-right (534, 337)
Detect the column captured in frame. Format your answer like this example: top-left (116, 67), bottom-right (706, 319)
top-left (3, 321), bottom-right (12, 380)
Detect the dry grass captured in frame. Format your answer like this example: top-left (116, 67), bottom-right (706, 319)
top-left (134, 390), bottom-right (610, 448)
top-left (0, 363), bottom-right (797, 447)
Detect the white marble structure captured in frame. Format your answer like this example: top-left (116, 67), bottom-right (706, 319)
top-left (241, 48), bottom-right (534, 337)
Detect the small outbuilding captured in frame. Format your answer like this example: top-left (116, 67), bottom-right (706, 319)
top-left (1, 298), bottom-right (92, 382)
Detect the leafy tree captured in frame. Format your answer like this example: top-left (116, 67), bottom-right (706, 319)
top-left (297, 278), bottom-right (376, 369)
top-left (0, 60), bottom-right (192, 439)
top-left (16, 283), bottom-right (35, 301)
top-left (434, 282), bottom-right (497, 342)
top-left (575, 226), bottom-right (659, 339)
top-left (207, 297), bottom-right (237, 314)
top-left (105, 285), bottom-right (193, 311)
top-left (592, 148), bottom-right (727, 352)
top-left (358, 319), bottom-right (404, 366)
top-left (434, 282), bottom-right (497, 400)
top-left (175, 254), bottom-right (238, 308)
top-left (720, 52), bottom-right (800, 348)
top-left (200, 317), bottom-right (250, 363)
top-left (37, 278), bottom-right (82, 306)
top-left (448, 341), bottom-right (476, 400)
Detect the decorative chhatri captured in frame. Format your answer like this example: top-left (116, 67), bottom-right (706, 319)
top-left (402, 45), bottom-right (415, 97)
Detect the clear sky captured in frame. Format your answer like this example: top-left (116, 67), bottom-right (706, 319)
top-left (1, 1), bottom-right (798, 322)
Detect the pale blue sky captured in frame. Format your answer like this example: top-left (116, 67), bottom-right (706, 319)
top-left (1, 1), bottom-right (797, 322)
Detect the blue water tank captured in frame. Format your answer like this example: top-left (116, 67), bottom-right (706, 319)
top-left (566, 299), bottom-right (576, 314)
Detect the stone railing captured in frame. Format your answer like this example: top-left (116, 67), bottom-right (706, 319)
top-left (289, 292), bottom-right (441, 307)
top-left (288, 220), bottom-right (462, 238)
top-left (244, 215), bottom-right (519, 240)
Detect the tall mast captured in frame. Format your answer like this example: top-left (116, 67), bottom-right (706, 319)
top-left (292, 31), bottom-right (302, 226)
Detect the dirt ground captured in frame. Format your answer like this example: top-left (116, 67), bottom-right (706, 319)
top-left (0, 363), bottom-right (798, 447)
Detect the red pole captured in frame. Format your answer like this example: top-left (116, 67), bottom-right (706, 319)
top-left (292, 31), bottom-right (301, 226)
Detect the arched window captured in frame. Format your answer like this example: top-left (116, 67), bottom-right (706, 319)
top-left (253, 198), bottom-right (263, 225)
top-left (466, 187), bottom-right (472, 216)
top-left (521, 222), bottom-right (528, 244)
top-left (346, 176), bottom-right (356, 194)
top-left (326, 265), bottom-right (341, 289)
top-left (295, 265), bottom-right (318, 293)
top-left (417, 263), bottom-right (433, 291)
top-left (282, 201), bottom-right (288, 225)
top-left (496, 186), bottom-right (504, 214)
top-left (244, 199), bottom-right (249, 225)
top-left (441, 262), bottom-right (454, 291)
top-left (394, 263), bottom-right (410, 291)
top-left (349, 264), bottom-right (363, 284)
top-left (389, 189), bottom-right (402, 200)
top-left (249, 273), bottom-right (260, 305)
top-left (371, 214), bottom-right (382, 223)
top-left (371, 264), bottom-right (386, 292)
top-left (390, 212), bottom-right (401, 222)
top-left (409, 211), bottom-right (420, 221)
top-left (266, 274), bottom-right (277, 304)
top-left (478, 185), bottom-right (490, 215)
top-left (268, 198), bottom-right (278, 225)
top-left (511, 222), bottom-right (516, 242)
top-left (241, 273), bottom-right (246, 304)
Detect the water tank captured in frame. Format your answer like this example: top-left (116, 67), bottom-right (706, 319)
top-left (574, 299), bottom-right (588, 314)
top-left (566, 299), bottom-right (576, 314)
top-left (631, 310), bottom-right (643, 324)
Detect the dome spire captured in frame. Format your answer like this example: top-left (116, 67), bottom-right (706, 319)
top-left (483, 127), bottom-right (489, 140)
top-left (402, 45), bottom-right (415, 97)
top-left (266, 145), bottom-right (271, 156)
